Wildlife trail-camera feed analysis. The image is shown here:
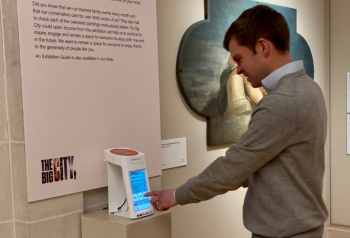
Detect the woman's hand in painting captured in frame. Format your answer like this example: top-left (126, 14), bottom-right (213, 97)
top-left (144, 189), bottom-right (178, 211)
top-left (241, 75), bottom-right (264, 104)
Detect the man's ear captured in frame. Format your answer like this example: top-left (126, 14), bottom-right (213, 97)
top-left (255, 38), bottom-right (269, 57)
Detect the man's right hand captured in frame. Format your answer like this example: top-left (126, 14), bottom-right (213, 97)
top-left (144, 189), bottom-right (178, 211)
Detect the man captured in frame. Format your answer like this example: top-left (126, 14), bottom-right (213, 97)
top-left (145, 5), bottom-right (328, 238)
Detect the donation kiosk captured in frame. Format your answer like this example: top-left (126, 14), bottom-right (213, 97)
top-left (104, 148), bottom-right (154, 219)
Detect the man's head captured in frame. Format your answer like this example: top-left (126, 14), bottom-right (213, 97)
top-left (223, 5), bottom-right (291, 87)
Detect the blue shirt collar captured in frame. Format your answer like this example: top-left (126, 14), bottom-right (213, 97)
top-left (261, 60), bottom-right (304, 93)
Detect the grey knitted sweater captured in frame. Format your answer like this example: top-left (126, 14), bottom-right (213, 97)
top-left (175, 69), bottom-right (328, 238)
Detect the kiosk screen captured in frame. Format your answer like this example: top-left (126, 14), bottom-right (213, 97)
top-left (129, 170), bottom-right (151, 212)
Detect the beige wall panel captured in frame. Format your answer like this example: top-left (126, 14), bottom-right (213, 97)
top-left (15, 221), bottom-right (29, 238)
top-left (29, 211), bottom-right (82, 238)
top-left (0, 13), bottom-right (8, 142)
top-left (323, 228), bottom-right (328, 238)
top-left (84, 187), bottom-right (109, 214)
top-left (157, 0), bottom-right (330, 237)
top-left (28, 193), bottom-right (83, 221)
top-left (330, 0), bottom-right (350, 227)
top-left (0, 143), bottom-right (13, 222)
top-left (0, 222), bottom-right (14, 238)
top-left (11, 142), bottom-right (28, 221)
top-left (1, 0), bottom-right (25, 142)
top-left (149, 176), bottom-right (161, 191)
top-left (84, 203), bottom-right (107, 215)
top-left (327, 225), bottom-right (350, 238)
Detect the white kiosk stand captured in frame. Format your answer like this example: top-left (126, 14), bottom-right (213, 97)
top-left (104, 148), bottom-right (154, 219)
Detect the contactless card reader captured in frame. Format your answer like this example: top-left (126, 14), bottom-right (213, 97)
top-left (104, 148), bottom-right (154, 219)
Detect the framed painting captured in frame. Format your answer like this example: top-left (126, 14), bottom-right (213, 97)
top-left (176, 0), bottom-right (313, 145)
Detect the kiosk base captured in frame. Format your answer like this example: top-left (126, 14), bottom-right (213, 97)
top-left (81, 210), bottom-right (171, 238)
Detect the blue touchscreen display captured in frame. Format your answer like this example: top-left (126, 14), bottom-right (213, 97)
top-left (129, 170), bottom-right (151, 212)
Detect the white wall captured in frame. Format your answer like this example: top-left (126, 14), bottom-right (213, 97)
top-left (156, 0), bottom-right (330, 237)
top-left (330, 0), bottom-right (350, 227)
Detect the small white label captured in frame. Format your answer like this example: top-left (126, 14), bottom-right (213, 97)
top-left (161, 138), bottom-right (187, 170)
top-left (347, 73), bottom-right (350, 113)
top-left (129, 157), bottom-right (143, 164)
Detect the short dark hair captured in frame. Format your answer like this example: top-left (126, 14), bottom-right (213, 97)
top-left (223, 5), bottom-right (290, 54)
